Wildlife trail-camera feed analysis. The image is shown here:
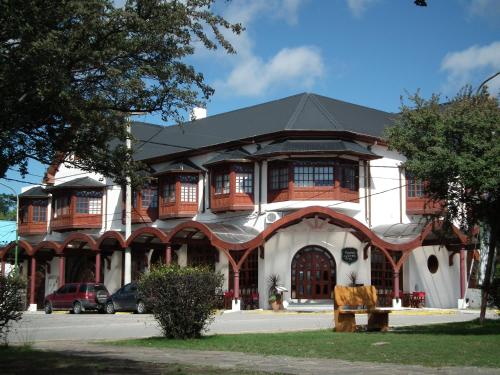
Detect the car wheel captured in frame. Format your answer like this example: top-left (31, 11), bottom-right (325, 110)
top-left (106, 302), bottom-right (115, 314)
top-left (73, 301), bottom-right (82, 314)
top-left (136, 300), bottom-right (146, 314)
top-left (44, 302), bottom-right (52, 314)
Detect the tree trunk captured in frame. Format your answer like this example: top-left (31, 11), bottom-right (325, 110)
top-left (479, 223), bottom-right (498, 324)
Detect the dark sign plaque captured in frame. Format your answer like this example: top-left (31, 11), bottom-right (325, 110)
top-left (341, 247), bottom-right (358, 264)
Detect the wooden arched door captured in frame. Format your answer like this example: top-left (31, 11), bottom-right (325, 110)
top-left (291, 246), bottom-right (336, 299)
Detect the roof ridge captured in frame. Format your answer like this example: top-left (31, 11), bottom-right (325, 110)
top-left (284, 93), bottom-right (310, 130)
top-left (309, 94), bottom-right (342, 130)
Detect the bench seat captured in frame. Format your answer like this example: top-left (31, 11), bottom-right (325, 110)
top-left (334, 286), bottom-right (392, 332)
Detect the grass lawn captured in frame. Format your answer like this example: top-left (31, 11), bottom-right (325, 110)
top-left (0, 346), bottom-right (284, 375)
top-left (112, 319), bottom-right (500, 368)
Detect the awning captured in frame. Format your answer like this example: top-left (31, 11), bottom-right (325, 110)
top-left (253, 139), bottom-right (380, 159)
top-left (47, 177), bottom-right (105, 190)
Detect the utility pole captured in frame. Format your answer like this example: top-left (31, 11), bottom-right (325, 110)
top-left (0, 182), bottom-right (19, 271)
top-left (124, 118), bottom-right (132, 284)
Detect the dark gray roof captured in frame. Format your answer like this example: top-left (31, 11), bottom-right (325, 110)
top-left (19, 186), bottom-right (49, 198)
top-left (152, 160), bottom-right (202, 175)
top-left (253, 140), bottom-right (380, 159)
top-left (48, 177), bottom-right (105, 190)
top-left (131, 93), bottom-right (396, 162)
top-left (203, 149), bottom-right (253, 167)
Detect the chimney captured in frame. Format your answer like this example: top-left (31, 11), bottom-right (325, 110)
top-left (190, 107), bottom-right (207, 121)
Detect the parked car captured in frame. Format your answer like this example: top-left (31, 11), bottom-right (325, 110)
top-left (44, 283), bottom-right (109, 314)
top-left (106, 282), bottom-right (146, 314)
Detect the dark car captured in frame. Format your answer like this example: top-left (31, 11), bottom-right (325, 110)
top-left (106, 282), bottom-right (146, 314)
top-left (44, 283), bottom-right (109, 314)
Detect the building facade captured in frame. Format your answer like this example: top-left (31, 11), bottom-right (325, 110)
top-left (0, 93), bottom-right (473, 311)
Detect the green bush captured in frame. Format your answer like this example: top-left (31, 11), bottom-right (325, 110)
top-left (0, 274), bottom-right (25, 345)
top-left (138, 265), bottom-right (223, 339)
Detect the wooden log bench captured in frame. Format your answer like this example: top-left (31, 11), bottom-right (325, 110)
top-left (334, 285), bottom-right (391, 332)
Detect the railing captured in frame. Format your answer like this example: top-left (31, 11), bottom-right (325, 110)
top-left (52, 211), bottom-right (102, 231)
top-left (19, 222), bottom-right (47, 235)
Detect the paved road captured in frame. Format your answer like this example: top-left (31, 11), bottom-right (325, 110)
top-left (7, 309), bottom-right (495, 343)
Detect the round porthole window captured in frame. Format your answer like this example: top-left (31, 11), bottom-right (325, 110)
top-left (427, 255), bottom-right (439, 274)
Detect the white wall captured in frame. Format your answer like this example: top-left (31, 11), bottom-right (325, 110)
top-left (403, 245), bottom-right (461, 308)
top-left (258, 219), bottom-right (370, 307)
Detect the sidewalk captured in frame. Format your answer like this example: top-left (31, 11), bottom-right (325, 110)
top-left (33, 340), bottom-right (500, 375)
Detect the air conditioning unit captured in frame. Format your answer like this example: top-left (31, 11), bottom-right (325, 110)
top-left (265, 211), bottom-right (282, 224)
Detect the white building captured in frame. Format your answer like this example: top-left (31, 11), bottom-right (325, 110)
top-left (1, 93), bottom-right (473, 311)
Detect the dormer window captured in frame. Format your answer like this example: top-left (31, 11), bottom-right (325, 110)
top-left (407, 174), bottom-right (425, 198)
top-left (18, 186), bottom-right (49, 235)
top-left (126, 184), bottom-right (158, 223)
top-left (268, 159), bottom-right (359, 203)
top-left (159, 173), bottom-right (199, 219)
top-left (209, 163), bottom-right (255, 212)
top-left (405, 172), bottom-right (442, 215)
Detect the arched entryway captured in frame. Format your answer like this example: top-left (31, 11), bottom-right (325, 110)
top-left (291, 246), bottom-right (336, 300)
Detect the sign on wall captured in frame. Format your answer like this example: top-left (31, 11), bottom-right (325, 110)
top-left (341, 247), bottom-right (358, 264)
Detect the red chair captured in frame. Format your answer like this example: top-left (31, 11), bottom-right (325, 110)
top-left (411, 291), bottom-right (425, 308)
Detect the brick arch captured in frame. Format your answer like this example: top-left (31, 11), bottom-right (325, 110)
top-left (97, 231), bottom-right (126, 249)
top-left (126, 227), bottom-right (169, 247)
top-left (61, 233), bottom-right (98, 252)
top-left (33, 241), bottom-right (63, 255)
top-left (1, 240), bottom-right (35, 258)
top-left (167, 221), bottom-right (238, 270)
top-left (259, 206), bottom-right (391, 251)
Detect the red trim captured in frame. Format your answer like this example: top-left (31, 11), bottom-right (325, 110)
top-left (33, 241), bottom-right (63, 255)
top-left (1, 240), bottom-right (35, 258)
top-left (96, 231), bottom-right (127, 249)
top-left (61, 233), bottom-right (98, 252)
top-left (126, 227), bottom-right (169, 247)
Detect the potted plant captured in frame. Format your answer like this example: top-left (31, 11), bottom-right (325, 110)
top-left (267, 274), bottom-right (283, 311)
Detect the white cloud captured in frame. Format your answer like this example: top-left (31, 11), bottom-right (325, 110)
top-left (441, 41), bottom-right (500, 94)
top-left (207, 0), bottom-right (325, 97)
top-left (216, 46), bottom-right (324, 96)
top-left (346, 0), bottom-right (378, 18)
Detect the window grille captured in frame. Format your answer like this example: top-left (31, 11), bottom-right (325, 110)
top-left (270, 167), bottom-right (288, 190)
top-left (294, 164), bottom-right (334, 187)
top-left (215, 173), bottom-right (230, 194)
top-left (235, 172), bottom-right (253, 193)
top-left (340, 164), bottom-right (357, 191)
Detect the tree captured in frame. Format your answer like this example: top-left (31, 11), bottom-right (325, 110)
top-left (386, 87), bottom-right (500, 323)
top-left (138, 265), bottom-right (223, 339)
top-left (0, 0), bottom-right (242, 185)
top-left (0, 274), bottom-right (25, 345)
top-left (0, 194), bottom-right (16, 221)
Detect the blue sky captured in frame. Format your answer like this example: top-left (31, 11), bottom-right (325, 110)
top-left (2, 0), bottom-right (499, 195)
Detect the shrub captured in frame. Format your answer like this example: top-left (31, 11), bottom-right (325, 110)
top-left (0, 274), bottom-right (25, 345)
top-left (138, 265), bottom-right (223, 339)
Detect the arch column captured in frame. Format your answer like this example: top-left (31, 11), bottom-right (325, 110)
top-left (165, 245), bottom-right (172, 265)
top-left (124, 248), bottom-right (132, 284)
top-left (95, 252), bottom-right (101, 283)
top-left (458, 247), bottom-right (466, 309)
top-left (1, 259), bottom-right (5, 276)
top-left (58, 255), bottom-right (65, 287)
top-left (29, 257), bottom-right (37, 311)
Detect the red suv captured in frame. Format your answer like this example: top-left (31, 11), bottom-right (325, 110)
top-left (44, 283), bottom-right (109, 314)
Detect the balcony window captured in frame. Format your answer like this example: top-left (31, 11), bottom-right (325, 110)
top-left (141, 186), bottom-right (158, 208)
top-left (270, 167), bottom-right (288, 190)
top-left (75, 191), bottom-right (102, 214)
top-left (32, 200), bottom-right (47, 222)
top-left (163, 179), bottom-right (176, 203)
top-left (215, 173), bottom-right (230, 194)
top-left (294, 164), bottom-right (334, 187)
top-left (407, 174), bottom-right (425, 198)
top-left (180, 175), bottom-right (198, 203)
top-left (340, 164), bottom-right (357, 191)
top-left (235, 171), bottom-right (253, 194)
top-left (54, 195), bottom-right (70, 217)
